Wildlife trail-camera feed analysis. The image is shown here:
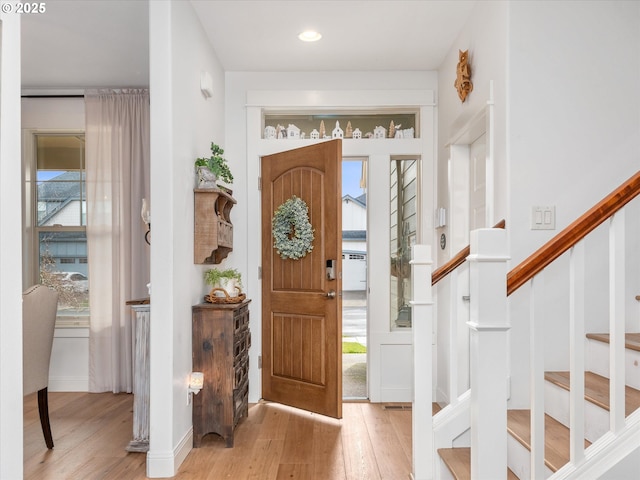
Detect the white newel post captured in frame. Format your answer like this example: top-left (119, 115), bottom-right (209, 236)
top-left (468, 228), bottom-right (509, 479)
top-left (411, 245), bottom-right (434, 480)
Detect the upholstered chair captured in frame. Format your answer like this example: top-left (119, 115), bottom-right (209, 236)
top-left (22, 284), bottom-right (59, 449)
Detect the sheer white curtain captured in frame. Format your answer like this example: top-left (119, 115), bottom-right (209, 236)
top-left (85, 89), bottom-right (150, 393)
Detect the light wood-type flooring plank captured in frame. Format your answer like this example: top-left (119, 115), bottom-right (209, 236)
top-left (586, 332), bottom-right (640, 352)
top-left (360, 403), bottom-right (412, 479)
top-left (507, 409), bottom-right (591, 473)
top-left (340, 402), bottom-right (383, 479)
top-left (438, 447), bottom-right (519, 480)
top-left (545, 370), bottom-right (640, 415)
top-left (25, 394), bottom-right (413, 480)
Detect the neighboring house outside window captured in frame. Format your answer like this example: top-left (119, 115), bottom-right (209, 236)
top-left (342, 193), bottom-right (367, 292)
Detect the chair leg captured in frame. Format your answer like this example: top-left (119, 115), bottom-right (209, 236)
top-left (37, 387), bottom-right (54, 449)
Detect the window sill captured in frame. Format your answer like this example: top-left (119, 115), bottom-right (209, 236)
top-left (55, 317), bottom-right (90, 329)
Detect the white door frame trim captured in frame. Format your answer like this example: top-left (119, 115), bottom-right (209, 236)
top-left (245, 90), bottom-right (436, 403)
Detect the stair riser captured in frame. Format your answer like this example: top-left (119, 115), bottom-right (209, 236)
top-left (586, 339), bottom-right (640, 390)
top-left (544, 381), bottom-right (609, 443)
top-left (438, 458), bottom-right (456, 480)
top-left (507, 434), bottom-right (553, 479)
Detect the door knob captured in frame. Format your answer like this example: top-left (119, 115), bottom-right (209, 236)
top-left (324, 290), bottom-right (336, 299)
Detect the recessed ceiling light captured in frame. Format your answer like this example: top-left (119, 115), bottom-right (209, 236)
top-left (298, 30), bottom-right (322, 42)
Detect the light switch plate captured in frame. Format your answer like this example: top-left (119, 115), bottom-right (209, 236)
top-left (531, 206), bottom-right (555, 230)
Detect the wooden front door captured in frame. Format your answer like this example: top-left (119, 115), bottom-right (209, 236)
top-left (261, 140), bottom-right (342, 419)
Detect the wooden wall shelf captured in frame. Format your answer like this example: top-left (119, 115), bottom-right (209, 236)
top-left (194, 188), bottom-right (236, 264)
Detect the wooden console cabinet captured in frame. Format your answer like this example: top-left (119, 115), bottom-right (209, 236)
top-left (192, 300), bottom-right (250, 447)
top-left (194, 188), bottom-right (236, 264)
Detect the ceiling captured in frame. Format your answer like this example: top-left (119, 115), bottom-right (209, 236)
top-left (20, 0), bottom-right (476, 92)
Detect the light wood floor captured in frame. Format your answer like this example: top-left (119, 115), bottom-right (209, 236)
top-left (24, 392), bottom-right (413, 479)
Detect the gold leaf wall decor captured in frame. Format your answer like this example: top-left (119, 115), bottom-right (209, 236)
top-left (454, 49), bottom-right (473, 103)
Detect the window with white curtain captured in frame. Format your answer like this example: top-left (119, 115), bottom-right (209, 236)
top-left (30, 133), bottom-right (90, 327)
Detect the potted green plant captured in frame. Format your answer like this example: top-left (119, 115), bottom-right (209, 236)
top-left (195, 142), bottom-right (234, 188)
top-left (204, 267), bottom-right (242, 298)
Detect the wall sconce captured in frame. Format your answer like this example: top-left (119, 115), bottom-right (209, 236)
top-left (141, 198), bottom-right (151, 245)
top-left (188, 372), bottom-right (204, 395)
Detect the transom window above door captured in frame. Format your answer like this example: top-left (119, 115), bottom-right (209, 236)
top-left (263, 110), bottom-right (419, 140)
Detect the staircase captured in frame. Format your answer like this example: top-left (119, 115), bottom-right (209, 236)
top-left (411, 171), bottom-right (640, 480)
top-left (507, 333), bottom-right (640, 479)
top-left (438, 334), bottom-right (640, 479)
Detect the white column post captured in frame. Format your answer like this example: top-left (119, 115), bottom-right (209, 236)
top-left (468, 228), bottom-right (509, 480)
top-left (411, 245), bottom-right (434, 480)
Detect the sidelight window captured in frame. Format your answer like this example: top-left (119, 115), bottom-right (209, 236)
top-left (390, 158), bottom-right (418, 330)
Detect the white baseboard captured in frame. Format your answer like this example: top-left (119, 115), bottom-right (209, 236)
top-left (380, 388), bottom-right (412, 402)
top-left (146, 449), bottom-right (175, 478)
top-left (146, 427), bottom-right (193, 478)
top-left (48, 376), bottom-right (89, 392)
top-left (174, 427), bottom-right (193, 473)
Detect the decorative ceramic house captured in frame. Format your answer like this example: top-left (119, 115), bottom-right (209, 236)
top-left (403, 127), bottom-right (415, 139)
top-left (332, 121), bottom-right (343, 139)
top-left (352, 128), bottom-right (362, 139)
top-left (287, 124), bottom-right (301, 139)
top-left (373, 126), bottom-right (387, 139)
top-left (264, 125), bottom-right (276, 139)
top-left (310, 129), bottom-right (319, 140)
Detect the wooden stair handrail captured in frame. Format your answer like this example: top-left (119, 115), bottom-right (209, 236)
top-left (432, 219), bottom-right (506, 286)
top-left (507, 170), bottom-right (640, 296)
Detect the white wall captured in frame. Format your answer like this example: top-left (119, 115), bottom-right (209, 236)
top-left (433, 0), bottom-right (640, 409)
top-left (0, 11), bottom-right (25, 479)
top-left (506, 0), bottom-right (640, 407)
top-left (148, 0), bottom-right (225, 476)
top-left (435, 0), bottom-right (508, 404)
top-left (437, 0), bottom-right (508, 254)
top-left (22, 98), bottom-right (89, 392)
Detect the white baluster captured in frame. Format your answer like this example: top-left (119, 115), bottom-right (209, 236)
top-left (530, 273), bottom-right (545, 479)
top-left (609, 210), bottom-right (626, 433)
top-left (449, 267), bottom-right (459, 405)
top-left (570, 242), bottom-right (586, 464)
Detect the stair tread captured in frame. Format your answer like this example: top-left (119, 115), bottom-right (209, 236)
top-left (545, 370), bottom-right (640, 416)
top-left (507, 409), bottom-right (591, 473)
top-left (438, 447), bottom-right (518, 480)
top-left (586, 332), bottom-right (640, 352)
